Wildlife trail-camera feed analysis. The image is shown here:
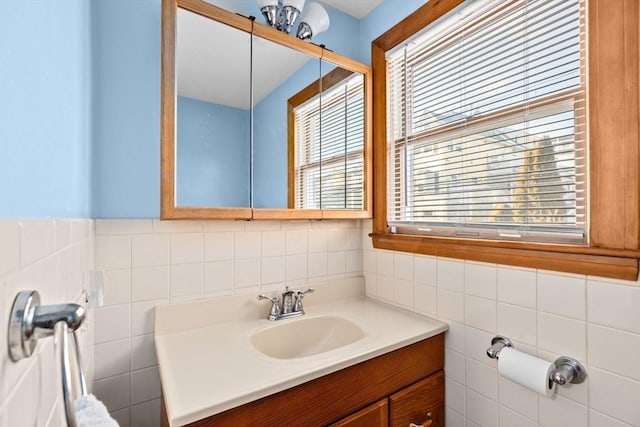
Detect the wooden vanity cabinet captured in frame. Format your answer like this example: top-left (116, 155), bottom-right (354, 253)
top-left (165, 333), bottom-right (444, 427)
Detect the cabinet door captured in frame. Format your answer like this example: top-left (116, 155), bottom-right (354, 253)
top-left (329, 399), bottom-right (388, 427)
top-left (389, 371), bottom-right (444, 427)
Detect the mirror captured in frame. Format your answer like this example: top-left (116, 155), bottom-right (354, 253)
top-left (320, 60), bottom-right (366, 211)
top-left (161, 0), bottom-right (371, 219)
top-left (252, 35), bottom-right (321, 210)
top-left (175, 7), bottom-right (251, 208)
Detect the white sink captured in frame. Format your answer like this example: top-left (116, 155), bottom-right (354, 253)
top-left (250, 315), bottom-right (365, 359)
top-left (155, 278), bottom-right (449, 426)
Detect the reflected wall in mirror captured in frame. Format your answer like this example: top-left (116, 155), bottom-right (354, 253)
top-left (175, 7), bottom-right (251, 208)
top-left (288, 61), bottom-right (365, 210)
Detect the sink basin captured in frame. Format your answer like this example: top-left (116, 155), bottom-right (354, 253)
top-left (251, 315), bottom-right (365, 359)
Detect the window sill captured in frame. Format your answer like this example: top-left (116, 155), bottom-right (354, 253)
top-left (371, 233), bottom-right (639, 281)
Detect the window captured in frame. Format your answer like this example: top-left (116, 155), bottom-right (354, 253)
top-left (387, 0), bottom-right (586, 244)
top-left (291, 70), bottom-right (365, 209)
top-left (372, 0), bottom-right (640, 280)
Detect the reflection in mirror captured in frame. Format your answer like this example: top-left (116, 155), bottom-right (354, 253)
top-left (287, 61), bottom-right (365, 210)
top-left (252, 36), bottom-right (320, 209)
top-left (175, 8), bottom-right (251, 207)
top-left (319, 60), bottom-right (365, 209)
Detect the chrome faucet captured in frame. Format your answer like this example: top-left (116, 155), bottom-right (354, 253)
top-left (258, 286), bottom-right (314, 321)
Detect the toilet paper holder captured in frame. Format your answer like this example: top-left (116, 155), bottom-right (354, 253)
top-left (486, 335), bottom-right (587, 386)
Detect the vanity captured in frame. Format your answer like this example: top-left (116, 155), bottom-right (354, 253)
top-left (155, 278), bottom-right (448, 427)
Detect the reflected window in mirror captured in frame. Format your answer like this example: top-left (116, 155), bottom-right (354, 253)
top-left (252, 35), bottom-right (321, 209)
top-left (288, 66), bottom-right (365, 209)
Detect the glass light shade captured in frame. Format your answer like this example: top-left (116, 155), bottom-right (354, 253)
top-left (283, 0), bottom-right (305, 10)
top-left (300, 2), bottom-right (330, 36)
top-left (257, 0), bottom-right (278, 7)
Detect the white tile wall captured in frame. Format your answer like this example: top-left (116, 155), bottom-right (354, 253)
top-left (73, 216), bottom-right (640, 427)
top-left (362, 220), bottom-right (640, 427)
top-left (92, 218), bottom-right (363, 425)
top-left (0, 219), bottom-right (94, 427)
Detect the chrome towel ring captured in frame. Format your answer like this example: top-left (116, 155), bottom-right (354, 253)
top-left (56, 321), bottom-right (88, 427)
top-left (9, 290), bottom-right (87, 427)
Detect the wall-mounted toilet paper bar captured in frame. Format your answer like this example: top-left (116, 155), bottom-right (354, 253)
top-left (486, 335), bottom-right (587, 386)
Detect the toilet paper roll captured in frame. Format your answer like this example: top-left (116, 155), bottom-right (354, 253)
top-left (498, 347), bottom-right (556, 396)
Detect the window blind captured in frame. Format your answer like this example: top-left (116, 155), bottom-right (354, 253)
top-left (386, 0), bottom-right (587, 244)
top-left (295, 72), bottom-right (365, 209)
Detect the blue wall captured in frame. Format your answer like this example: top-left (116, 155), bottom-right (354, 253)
top-left (176, 96), bottom-right (250, 207)
top-left (91, 0), bottom-right (161, 218)
top-left (358, 0), bottom-right (425, 64)
top-left (0, 0), bottom-right (425, 218)
top-left (0, 0), bottom-right (92, 218)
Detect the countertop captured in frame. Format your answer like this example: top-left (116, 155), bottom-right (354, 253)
top-left (154, 277), bottom-right (448, 427)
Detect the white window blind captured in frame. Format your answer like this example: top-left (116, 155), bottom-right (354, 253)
top-left (295, 72), bottom-right (365, 209)
top-left (386, 0), bottom-right (587, 244)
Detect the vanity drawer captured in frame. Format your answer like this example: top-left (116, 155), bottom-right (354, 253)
top-left (329, 399), bottom-right (388, 427)
top-left (389, 371), bottom-right (445, 427)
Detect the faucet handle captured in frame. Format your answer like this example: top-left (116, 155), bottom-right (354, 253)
top-left (258, 294), bottom-right (281, 320)
top-left (293, 288), bottom-right (314, 312)
top-left (258, 294), bottom-right (278, 303)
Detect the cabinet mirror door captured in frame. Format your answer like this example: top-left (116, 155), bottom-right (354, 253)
top-left (162, 2), bottom-right (253, 219)
top-left (282, 58), bottom-right (368, 215)
top-left (318, 59), bottom-right (366, 211)
top-left (251, 34), bottom-right (321, 214)
top-left (175, 7), bottom-right (251, 208)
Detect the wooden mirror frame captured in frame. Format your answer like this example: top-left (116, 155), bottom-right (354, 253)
top-left (161, 0), bottom-right (372, 220)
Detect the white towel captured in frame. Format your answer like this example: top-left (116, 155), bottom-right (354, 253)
top-left (74, 394), bottom-right (119, 427)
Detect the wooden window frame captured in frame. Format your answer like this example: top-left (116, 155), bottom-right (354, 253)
top-left (371, 0), bottom-right (640, 280)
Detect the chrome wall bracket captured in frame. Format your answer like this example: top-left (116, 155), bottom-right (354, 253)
top-left (8, 290), bottom-right (85, 362)
top-left (553, 356), bottom-right (587, 385)
top-left (486, 335), bottom-right (513, 359)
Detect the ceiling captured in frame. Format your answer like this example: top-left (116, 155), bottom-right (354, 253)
top-left (204, 0), bottom-right (383, 20)
top-left (177, 8), bottom-right (312, 109)
top-left (317, 0), bottom-right (384, 19)
top-left (178, 0), bottom-right (380, 108)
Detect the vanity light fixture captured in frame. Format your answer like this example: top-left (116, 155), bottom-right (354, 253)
top-left (257, 0), bottom-right (330, 40)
